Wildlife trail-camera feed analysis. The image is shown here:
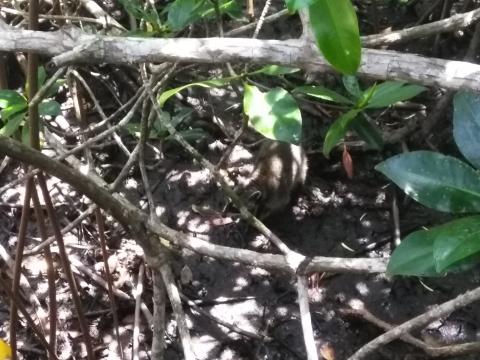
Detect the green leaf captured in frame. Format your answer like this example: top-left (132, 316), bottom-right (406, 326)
top-left (119, 0), bottom-right (160, 27)
top-left (356, 83), bottom-right (376, 109)
top-left (308, 0), bottom-right (361, 75)
top-left (158, 77), bottom-right (235, 107)
top-left (25, 67), bottom-right (48, 95)
top-left (432, 216), bottom-right (480, 272)
top-left (124, 30), bottom-right (159, 37)
top-left (387, 228), bottom-right (441, 276)
top-left (453, 91), bottom-right (480, 170)
top-left (223, 0), bottom-right (242, 19)
top-left (292, 85), bottom-right (353, 105)
top-left (389, 216), bottom-right (480, 277)
top-left (365, 81), bottom-right (426, 109)
top-left (119, 0), bottom-right (146, 20)
top-left (251, 65), bottom-right (300, 76)
top-left (351, 116), bottom-right (383, 150)
top-left (170, 107), bottom-right (193, 127)
top-left (38, 67), bottom-right (47, 87)
top-left (39, 100), bottom-right (61, 117)
top-left (243, 84), bottom-right (302, 144)
top-left (44, 79), bottom-right (64, 99)
top-left (153, 107), bottom-right (192, 137)
top-left (323, 108), bottom-right (361, 157)
top-left (198, 0), bottom-right (241, 19)
top-left (285, 0), bottom-right (315, 12)
top-left (1, 103), bottom-right (27, 121)
top-left (124, 123), bottom-right (142, 138)
top-left (0, 112), bottom-right (25, 137)
top-left (376, 151), bottom-right (480, 213)
top-left (0, 90), bottom-right (26, 109)
top-left (342, 75), bottom-right (362, 99)
top-left (167, 0), bottom-right (206, 31)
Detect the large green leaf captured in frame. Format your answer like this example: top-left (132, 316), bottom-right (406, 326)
top-left (365, 81), bottom-right (426, 109)
top-left (39, 100), bottom-right (61, 117)
top-left (292, 85), bottom-right (353, 105)
top-left (251, 65), bottom-right (300, 76)
top-left (193, 0), bottom-right (241, 20)
top-left (0, 112), bottom-right (25, 137)
top-left (119, 0), bottom-right (153, 20)
top-left (308, 0), bottom-right (361, 75)
top-left (389, 216), bottom-right (480, 276)
top-left (25, 67), bottom-right (49, 96)
top-left (166, 0), bottom-right (238, 31)
top-left (376, 151), bottom-right (480, 213)
top-left (355, 82), bottom-right (376, 109)
top-left (387, 229), bottom-right (438, 276)
top-left (0, 90), bottom-right (26, 109)
top-left (323, 108), bottom-right (361, 157)
top-left (167, 0), bottom-right (204, 31)
top-left (453, 91), bottom-right (480, 170)
top-left (243, 84), bottom-right (302, 144)
top-left (433, 216), bottom-right (480, 272)
top-left (351, 115), bottom-right (383, 150)
top-left (285, 0), bottom-right (315, 12)
top-left (342, 75), bottom-right (361, 99)
top-left (1, 103), bottom-right (27, 121)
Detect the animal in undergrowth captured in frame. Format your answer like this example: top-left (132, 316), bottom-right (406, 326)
top-left (242, 138), bottom-right (308, 218)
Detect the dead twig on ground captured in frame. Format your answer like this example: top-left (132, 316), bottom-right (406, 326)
top-left (347, 284), bottom-right (480, 360)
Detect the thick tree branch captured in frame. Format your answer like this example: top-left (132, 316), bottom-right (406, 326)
top-left (0, 29), bottom-right (480, 91)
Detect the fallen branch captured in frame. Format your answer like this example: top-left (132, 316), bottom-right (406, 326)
top-left (348, 285), bottom-right (480, 360)
top-left (0, 28), bottom-right (480, 91)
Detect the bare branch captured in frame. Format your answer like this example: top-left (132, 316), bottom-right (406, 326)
top-left (0, 30), bottom-right (480, 91)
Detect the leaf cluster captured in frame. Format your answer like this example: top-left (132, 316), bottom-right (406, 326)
top-left (377, 92), bottom-right (480, 277)
top-left (0, 67), bottom-right (62, 141)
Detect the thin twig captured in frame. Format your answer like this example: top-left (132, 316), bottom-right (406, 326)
top-left (10, 2), bottom-right (41, 356)
top-left (225, 9), bottom-right (289, 37)
top-left (252, 0), bottom-right (271, 39)
top-left (0, 6), bottom-right (126, 30)
top-left (0, 86), bottom-right (146, 197)
top-left (418, 17), bottom-right (480, 143)
top-left (68, 256), bottom-right (131, 300)
top-left (132, 263), bottom-right (144, 360)
top-left (340, 306), bottom-right (480, 357)
top-left (348, 285), bottom-right (480, 360)
top-left (0, 276), bottom-right (58, 359)
top-left (70, 69), bottom-right (131, 156)
top-left (151, 269), bottom-right (167, 360)
top-left (96, 209), bottom-right (124, 360)
top-left (139, 66), bottom-right (156, 216)
top-left (9, 177), bottom-right (34, 359)
top-left (158, 262), bottom-right (195, 360)
top-left (181, 292), bottom-right (271, 341)
top-left (215, 115), bottom-right (249, 169)
top-left (296, 276), bottom-right (318, 360)
top-left (37, 173), bottom-right (95, 360)
top-left (363, 4), bottom-right (480, 47)
top-left (31, 189), bottom-right (57, 359)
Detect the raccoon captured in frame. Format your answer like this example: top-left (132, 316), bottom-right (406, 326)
top-left (243, 139), bottom-right (308, 218)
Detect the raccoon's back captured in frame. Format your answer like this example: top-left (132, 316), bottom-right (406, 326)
top-left (249, 140), bottom-right (308, 215)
